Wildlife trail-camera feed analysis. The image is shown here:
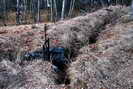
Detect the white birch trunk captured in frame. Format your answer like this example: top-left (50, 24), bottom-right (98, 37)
top-left (50, 0), bottom-right (53, 21)
top-left (47, 0), bottom-right (50, 7)
top-left (61, 0), bottom-right (66, 20)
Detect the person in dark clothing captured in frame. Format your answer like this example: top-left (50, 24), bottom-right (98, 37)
top-left (23, 24), bottom-right (70, 73)
top-left (23, 47), bottom-right (70, 72)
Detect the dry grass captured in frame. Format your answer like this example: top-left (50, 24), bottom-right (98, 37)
top-left (0, 35), bottom-right (23, 61)
top-left (47, 6), bottom-right (128, 56)
top-left (68, 16), bottom-right (133, 89)
top-left (0, 6), bottom-right (132, 89)
top-left (0, 60), bottom-right (25, 89)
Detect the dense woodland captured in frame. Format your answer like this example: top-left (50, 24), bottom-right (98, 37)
top-left (0, 0), bottom-right (132, 26)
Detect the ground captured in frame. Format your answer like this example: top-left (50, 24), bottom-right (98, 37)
top-left (0, 5), bottom-right (133, 89)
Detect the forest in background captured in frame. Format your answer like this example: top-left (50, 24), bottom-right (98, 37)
top-left (0, 0), bottom-right (132, 26)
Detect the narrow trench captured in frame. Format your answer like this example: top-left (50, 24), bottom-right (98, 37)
top-left (54, 25), bottom-right (107, 85)
top-left (16, 26), bottom-right (105, 86)
top-left (54, 68), bottom-right (71, 85)
top-left (89, 23), bottom-right (107, 45)
top-left (53, 55), bottom-right (71, 85)
top-left (89, 32), bottom-right (99, 44)
top-left (18, 21), bottom-right (108, 86)
top-left (54, 32), bottom-right (101, 85)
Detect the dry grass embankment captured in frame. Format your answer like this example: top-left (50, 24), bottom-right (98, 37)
top-left (69, 16), bottom-right (133, 89)
top-left (0, 6), bottom-right (131, 89)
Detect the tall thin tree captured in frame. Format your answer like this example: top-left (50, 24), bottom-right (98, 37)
top-left (68, 0), bottom-right (76, 17)
top-left (3, 0), bottom-right (7, 26)
top-left (61, 0), bottom-right (66, 20)
top-left (131, 0), bottom-right (133, 15)
top-left (53, 0), bottom-right (57, 21)
top-left (50, 0), bottom-right (53, 21)
top-left (37, 0), bottom-right (40, 22)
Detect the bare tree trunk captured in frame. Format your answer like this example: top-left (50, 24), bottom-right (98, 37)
top-left (3, 0), bottom-right (7, 26)
top-left (100, 0), bottom-right (106, 7)
top-left (23, 0), bottom-right (27, 24)
top-left (50, 0), bottom-right (53, 21)
top-left (32, 0), bottom-right (38, 23)
top-left (61, 0), bottom-right (66, 20)
top-left (47, 0), bottom-right (50, 7)
top-left (16, 0), bottom-right (20, 24)
top-left (68, 0), bottom-right (75, 18)
top-left (53, 0), bottom-right (57, 21)
top-left (37, 0), bottom-right (40, 22)
top-left (68, 0), bottom-right (73, 16)
top-left (131, 0), bottom-right (133, 15)
top-left (116, 0), bottom-right (119, 5)
top-left (16, 0), bottom-right (26, 24)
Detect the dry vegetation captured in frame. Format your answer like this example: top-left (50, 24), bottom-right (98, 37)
top-left (0, 6), bottom-right (133, 89)
top-left (69, 19), bottom-right (133, 89)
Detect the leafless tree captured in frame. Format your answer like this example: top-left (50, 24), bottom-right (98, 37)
top-left (131, 0), bottom-right (133, 15)
top-left (37, 0), bottom-right (40, 22)
top-left (68, 0), bottom-right (76, 17)
top-left (61, 0), bottom-right (66, 20)
top-left (53, 0), bottom-right (58, 21)
top-left (1, 0), bottom-right (7, 26)
top-left (50, 0), bottom-right (53, 21)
